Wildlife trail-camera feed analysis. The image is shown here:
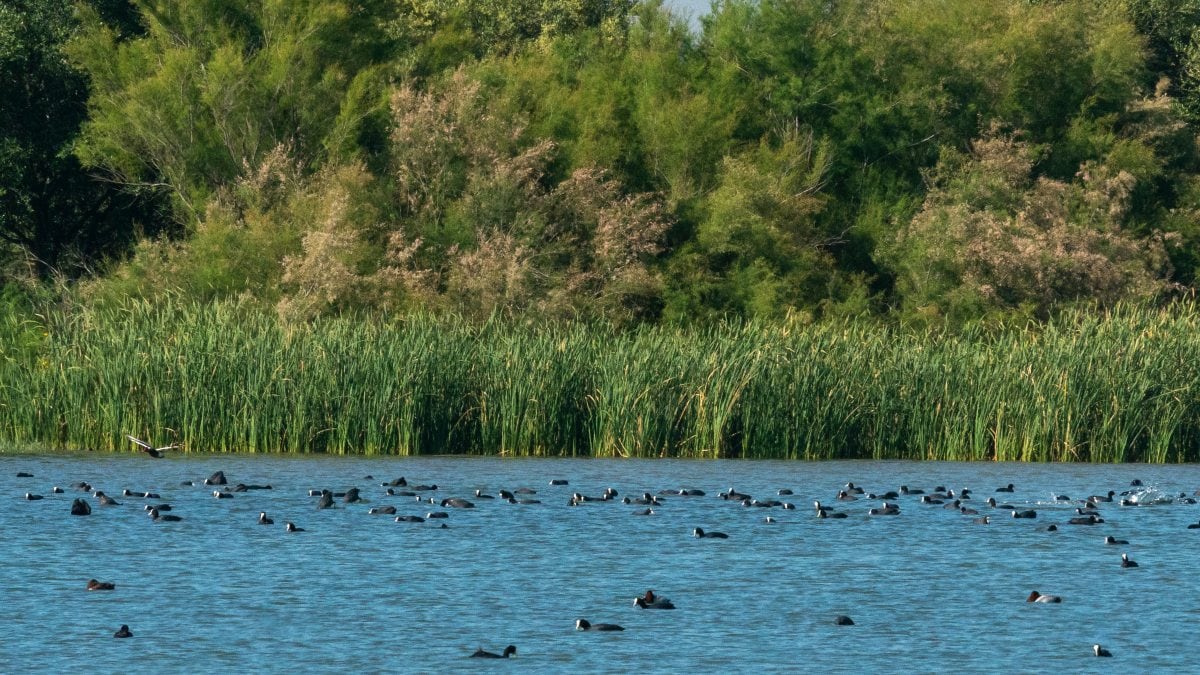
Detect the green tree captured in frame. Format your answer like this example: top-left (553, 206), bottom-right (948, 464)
top-left (888, 128), bottom-right (1177, 325)
top-left (0, 0), bottom-right (163, 277)
top-left (68, 0), bottom-right (398, 222)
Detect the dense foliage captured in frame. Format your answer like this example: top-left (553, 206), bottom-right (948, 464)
top-left (4, 0), bottom-right (1200, 328)
top-left (3, 300), bottom-right (1199, 460)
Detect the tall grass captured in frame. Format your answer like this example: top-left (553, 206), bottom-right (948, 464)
top-left (2, 299), bottom-right (1199, 461)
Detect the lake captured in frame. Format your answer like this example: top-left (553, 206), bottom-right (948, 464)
top-left (3, 455), bottom-right (1199, 671)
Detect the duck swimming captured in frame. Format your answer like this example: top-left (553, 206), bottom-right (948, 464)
top-left (995, 484), bottom-right (1015, 493)
top-left (87, 579), bottom-right (115, 591)
top-left (148, 508), bottom-right (182, 522)
top-left (634, 596), bottom-right (676, 609)
top-left (1121, 553), bottom-right (1139, 568)
top-left (1104, 535), bottom-right (1128, 545)
top-left (575, 619), bottom-right (624, 631)
top-left (1093, 644), bottom-right (1112, 657)
top-left (833, 615), bottom-right (855, 626)
top-left (258, 512), bottom-right (274, 525)
top-left (113, 625), bottom-right (132, 638)
top-left (470, 645), bottom-right (516, 658)
top-left (70, 498), bottom-right (91, 516)
top-left (285, 522), bottom-right (304, 532)
top-left (1027, 591), bottom-right (1062, 603)
top-left (94, 492), bottom-right (120, 506)
top-left (692, 527), bottom-right (728, 539)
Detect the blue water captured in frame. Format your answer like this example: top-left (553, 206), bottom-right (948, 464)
top-left (3, 455), bottom-right (1199, 671)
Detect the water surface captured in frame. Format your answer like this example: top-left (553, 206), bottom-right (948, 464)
top-left (3, 455), bottom-right (1198, 671)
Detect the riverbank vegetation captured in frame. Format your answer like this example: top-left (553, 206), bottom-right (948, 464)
top-left (2, 301), bottom-right (1198, 460)
top-left (6, 1), bottom-right (1200, 459)
top-left (5, 0), bottom-right (1200, 327)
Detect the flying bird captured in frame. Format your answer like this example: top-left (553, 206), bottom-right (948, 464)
top-left (127, 435), bottom-right (179, 458)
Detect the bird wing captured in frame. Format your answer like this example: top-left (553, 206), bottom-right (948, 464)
top-left (127, 435), bottom-right (153, 450)
top-left (156, 444), bottom-right (180, 452)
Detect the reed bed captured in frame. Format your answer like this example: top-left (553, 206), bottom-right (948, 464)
top-left (2, 300), bottom-right (1199, 461)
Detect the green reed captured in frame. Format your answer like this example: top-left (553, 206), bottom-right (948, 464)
top-left (2, 299), bottom-right (1199, 461)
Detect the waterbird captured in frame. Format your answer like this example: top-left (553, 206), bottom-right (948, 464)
top-left (87, 579), bottom-right (115, 591)
top-left (1012, 509), bottom-right (1037, 519)
top-left (70, 498), bottom-right (91, 516)
top-left (441, 498), bottom-right (474, 508)
top-left (1027, 591), bottom-right (1062, 603)
top-left (285, 522), bottom-right (304, 532)
top-left (471, 645), bottom-right (516, 658)
top-left (634, 591), bottom-right (674, 609)
top-left (258, 512), bottom-right (274, 525)
top-left (93, 491), bottom-right (120, 506)
top-left (869, 504), bottom-right (900, 516)
top-left (1094, 644), bottom-right (1113, 657)
top-left (25, 493), bottom-right (43, 500)
top-left (1104, 535), bottom-right (1128, 545)
top-left (127, 435), bottom-right (178, 458)
top-left (213, 491), bottom-right (232, 499)
top-left (692, 527), bottom-right (728, 539)
top-left (1121, 553), bottom-right (1139, 568)
top-left (368, 506), bottom-right (396, 515)
top-left (51, 487), bottom-right (63, 493)
top-left (205, 471), bottom-right (227, 486)
top-left (575, 619), bottom-right (623, 632)
top-left (113, 625), bottom-right (132, 638)
top-left (16, 472), bottom-right (33, 478)
top-left (148, 508), bottom-right (181, 522)
top-left (834, 615), bottom-right (855, 626)
top-left (995, 484), bottom-right (1015, 493)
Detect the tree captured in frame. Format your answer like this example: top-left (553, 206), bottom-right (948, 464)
top-left (0, 0), bottom-right (163, 277)
top-left (888, 128), bottom-right (1177, 325)
top-left (68, 0), bottom-right (398, 222)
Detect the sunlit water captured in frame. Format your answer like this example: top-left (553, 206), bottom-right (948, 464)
top-left (3, 455), bottom-right (1200, 671)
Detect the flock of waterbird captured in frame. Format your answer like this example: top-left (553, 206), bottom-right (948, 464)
top-left (17, 435), bottom-right (1200, 658)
